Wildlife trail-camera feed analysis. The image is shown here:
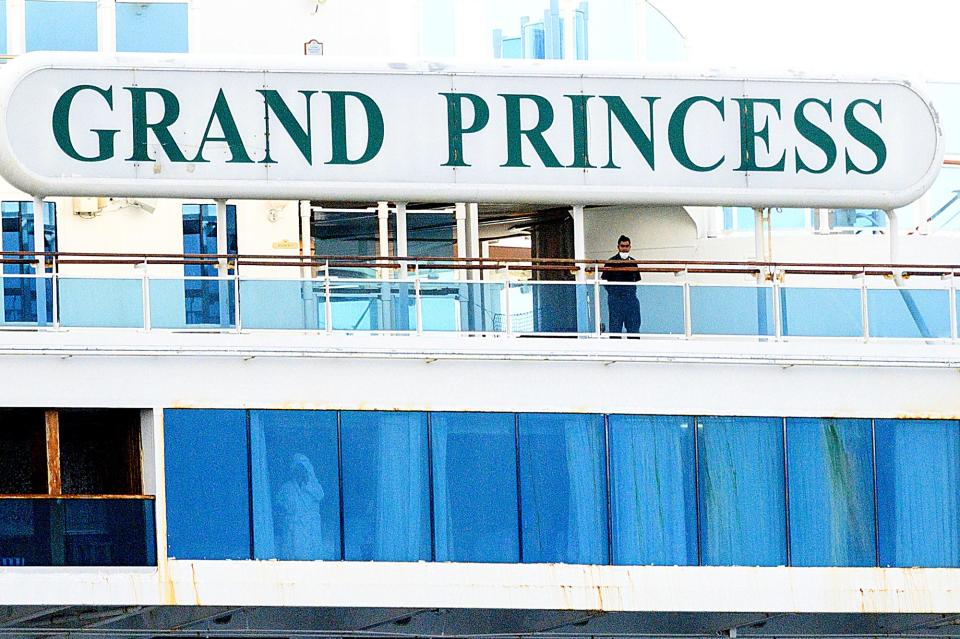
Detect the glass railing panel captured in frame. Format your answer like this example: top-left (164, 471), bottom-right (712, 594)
top-left (417, 281), bottom-right (504, 332)
top-left (329, 280), bottom-right (413, 332)
top-left (0, 275), bottom-right (53, 327)
top-left (601, 283), bottom-right (684, 335)
top-left (239, 279), bottom-right (324, 330)
top-left (506, 281), bottom-right (596, 334)
top-left (58, 278), bottom-right (144, 328)
top-left (868, 288), bottom-right (951, 338)
top-left (780, 287), bottom-right (862, 337)
top-left (149, 277), bottom-right (236, 329)
top-left (0, 497), bottom-right (156, 566)
top-left (690, 285), bottom-right (774, 336)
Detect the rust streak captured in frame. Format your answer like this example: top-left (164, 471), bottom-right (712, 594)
top-left (44, 410), bottom-right (61, 496)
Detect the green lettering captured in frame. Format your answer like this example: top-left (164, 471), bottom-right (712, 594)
top-left (668, 96), bottom-right (725, 172)
top-left (125, 86), bottom-right (188, 162)
top-left (844, 99), bottom-right (886, 175)
top-left (192, 89), bottom-right (253, 164)
top-left (566, 94), bottom-right (595, 168)
top-left (794, 98), bottom-right (837, 174)
top-left (499, 94), bottom-right (562, 168)
top-left (440, 92), bottom-right (489, 167)
top-left (258, 89), bottom-right (317, 164)
top-left (325, 91), bottom-right (384, 165)
top-left (52, 85), bottom-right (118, 162)
top-left (601, 95), bottom-right (659, 170)
top-left (733, 97), bottom-right (785, 172)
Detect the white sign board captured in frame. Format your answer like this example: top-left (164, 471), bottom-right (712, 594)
top-left (0, 53), bottom-right (944, 207)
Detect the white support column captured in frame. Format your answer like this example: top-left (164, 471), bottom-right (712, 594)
top-left (815, 208), bottom-right (830, 234)
top-left (32, 195), bottom-right (47, 325)
top-left (887, 209), bottom-right (900, 266)
top-left (299, 201), bottom-right (312, 279)
top-left (466, 202), bottom-right (480, 281)
top-left (298, 200), bottom-right (319, 330)
top-left (570, 205), bottom-right (586, 281)
top-left (377, 201), bottom-right (390, 258)
top-left (7, 0), bottom-right (25, 54)
top-left (753, 207), bottom-right (764, 261)
top-left (97, 0), bottom-right (117, 52)
top-left (570, 204), bottom-right (590, 333)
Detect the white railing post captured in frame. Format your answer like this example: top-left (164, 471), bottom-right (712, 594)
top-left (593, 268), bottom-right (602, 337)
top-left (414, 263), bottom-right (423, 335)
top-left (860, 269), bottom-right (870, 343)
top-left (324, 261), bottom-right (332, 335)
top-left (504, 271), bottom-right (512, 337)
top-left (950, 272), bottom-right (957, 342)
top-left (141, 258), bottom-right (151, 331)
top-left (772, 269), bottom-right (782, 341)
top-left (234, 267), bottom-right (241, 333)
top-left (51, 271), bottom-right (59, 330)
top-left (683, 275), bottom-right (692, 338)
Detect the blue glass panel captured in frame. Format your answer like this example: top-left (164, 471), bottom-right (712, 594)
top-left (0, 498), bottom-right (155, 566)
top-left (698, 416), bottom-right (786, 566)
top-left (432, 412), bottom-right (519, 563)
top-left (868, 289), bottom-right (951, 338)
top-left (508, 282), bottom-right (595, 334)
top-left (329, 281), bottom-right (413, 331)
top-left (601, 284), bottom-right (684, 335)
top-left (164, 409), bottom-right (250, 560)
top-left (787, 418), bottom-right (876, 566)
top-left (341, 412), bottom-right (430, 561)
top-left (250, 410), bottom-right (340, 561)
top-left (418, 282), bottom-right (504, 332)
top-left (923, 165), bottom-right (960, 232)
top-left (691, 286), bottom-right (774, 336)
top-left (876, 419), bottom-right (960, 567)
top-left (645, 5), bottom-right (685, 62)
top-left (182, 204), bottom-right (236, 326)
top-left (240, 280), bottom-right (323, 330)
top-left (609, 415), bottom-right (696, 565)
top-left (58, 278), bottom-right (144, 328)
top-left (781, 288), bottom-right (862, 337)
top-left (771, 208), bottom-right (811, 229)
top-left (26, 1), bottom-right (98, 51)
top-left (2, 202), bottom-right (56, 325)
top-left (501, 37), bottom-right (521, 59)
top-left (518, 413), bottom-right (608, 564)
top-left (149, 278), bottom-right (235, 329)
top-left (116, 2), bottom-right (188, 53)
top-left (0, 2), bottom-right (7, 53)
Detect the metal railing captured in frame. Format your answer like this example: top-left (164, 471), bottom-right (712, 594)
top-left (0, 251), bottom-right (958, 341)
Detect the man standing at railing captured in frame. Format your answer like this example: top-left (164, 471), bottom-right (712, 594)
top-left (601, 235), bottom-right (642, 335)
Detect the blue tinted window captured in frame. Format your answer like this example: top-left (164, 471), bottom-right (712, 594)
top-left (0, 3), bottom-right (7, 53)
top-left (1, 202), bottom-right (56, 324)
top-left (341, 412), bottom-right (431, 561)
top-left (250, 410), bottom-right (340, 560)
top-left (698, 416), bottom-right (786, 566)
top-left (787, 418), bottom-right (876, 566)
top-left (116, 2), bottom-right (188, 53)
top-left (26, 1), bottom-right (97, 51)
top-left (609, 415), bottom-right (696, 565)
top-left (164, 409), bottom-right (250, 559)
top-left (518, 413), bottom-right (608, 564)
top-left (876, 419), bottom-right (960, 567)
top-left (182, 204), bottom-right (237, 326)
top-left (432, 412), bottom-right (519, 563)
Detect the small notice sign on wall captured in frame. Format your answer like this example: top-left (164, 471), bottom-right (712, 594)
top-left (304, 39), bottom-right (323, 56)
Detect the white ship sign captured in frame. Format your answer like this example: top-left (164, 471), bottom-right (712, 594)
top-left (0, 53), bottom-right (944, 207)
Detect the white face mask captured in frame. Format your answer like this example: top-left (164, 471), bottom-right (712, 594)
top-left (618, 252), bottom-right (629, 259)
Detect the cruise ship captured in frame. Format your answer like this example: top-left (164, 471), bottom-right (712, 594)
top-left (0, 0), bottom-right (957, 637)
